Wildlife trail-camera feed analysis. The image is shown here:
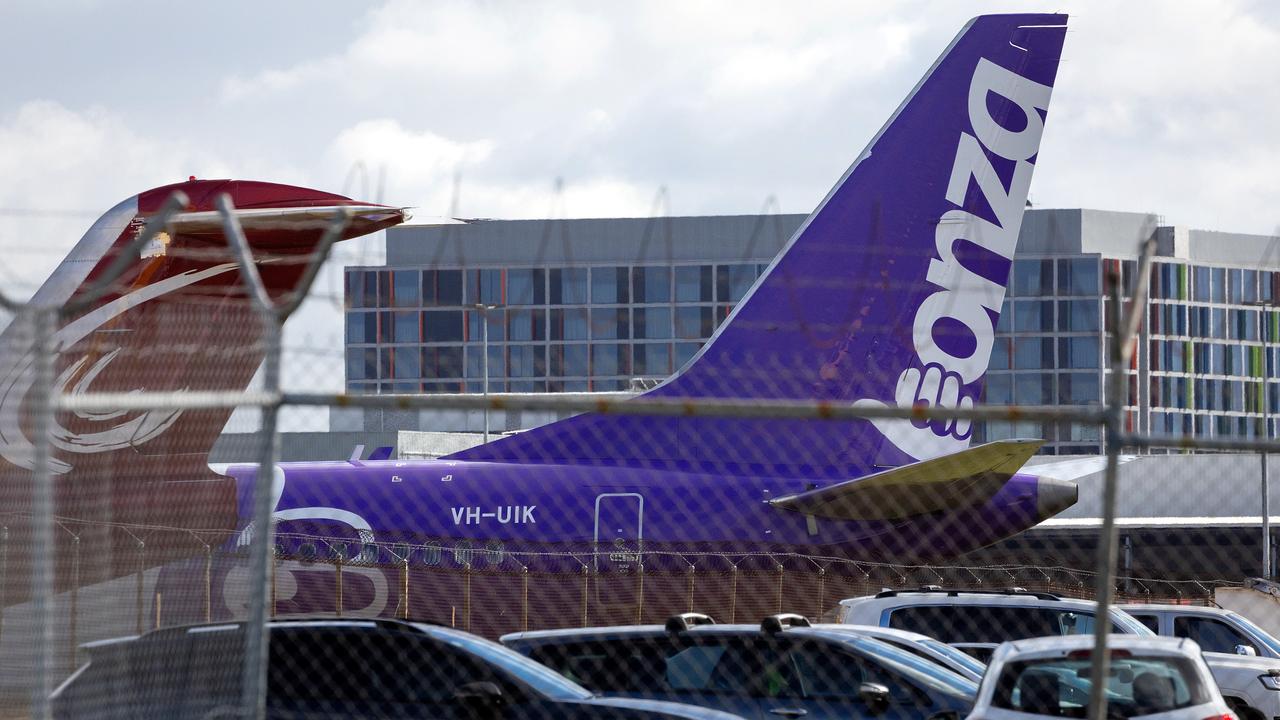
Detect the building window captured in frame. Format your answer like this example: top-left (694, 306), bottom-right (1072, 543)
top-left (1057, 258), bottom-right (1099, 296)
top-left (1192, 266), bottom-right (1212, 303)
top-left (394, 347), bottom-right (421, 379)
top-left (549, 267), bottom-right (589, 304)
top-left (591, 267), bottom-right (630, 304)
top-left (674, 265), bottom-right (714, 302)
top-left (1013, 300), bottom-right (1053, 332)
top-left (716, 264), bottom-right (758, 302)
top-left (393, 311), bottom-right (420, 343)
top-left (424, 310), bottom-right (464, 343)
top-left (506, 268), bottom-right (545, 305)
top-left (346, 348), bottom-right (377, 381)
top-left (466, 269), bottom-right (503, 305)
top-left (633, 266), bottom-right (671, 303)
top-left (507, 309), bottom-right (547, 341)
top-left (1057, 300), bottom-right (1099, 332)
top-left (551, 308), bottom-right (589, 341)
top-left (1012, 259), bottom-right (1053, 297)
top-left (467, 309), bottom-right (505, 342)
top-left (590, 307), bottom-right (630, 340)
top-left (1059, 337), bottom-right (1100, 369)
top-left (675, 306), bottom-right (714, 339)
top-left (392, 270), bottom-right (420, 307)
top-left (550, 344), bottom-right (589, 377)
top-left (634, 343), bottom-right (672, 375)
top-left (592, 343), bottom-right (631, 377)
top-left (1014, 337), bottom-right (1054, 370)
top-left (1059, 372), bottom-right (1100, 405)
top-left (422, 269), bottom-right (463, 306)
top-left (635, 307), bottom-right (672, 339)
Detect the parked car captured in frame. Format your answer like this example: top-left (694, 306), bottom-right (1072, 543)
top-left (840, 588), bottom-right (1280, 720)
top-left (1122, 603), bottom-right (1280, 658)
top-left (966, 635), bottom-right (1233, 720)
top-left (838, 588), bottom-right (1154, 662)
top-left (50, 618), bottom-right (743, 719)
top-left (502, 613), bottom-right (978, 720)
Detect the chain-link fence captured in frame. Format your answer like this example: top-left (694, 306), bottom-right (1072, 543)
top-left (6, 12), bottom-right (1280, 720)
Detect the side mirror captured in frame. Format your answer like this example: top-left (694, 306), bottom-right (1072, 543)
top-left (453, 681), bottom-right (505, 709)
top-left (1236, 644), bottom-right (1259, 657)
top-left (858, 682), bottom-right (892, 713)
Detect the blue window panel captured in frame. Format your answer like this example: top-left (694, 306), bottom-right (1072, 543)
top-left (392, 312), bottom-right (420, 343)
top-left (1059, 368), bottom-right (1100, 404)
top-left (1059, 337), bottom-right (1100, 369)
top-left (1057, 300), bottom-right (1099, 332)
top-left (674, 265), bottom-right (714, 302)
top-left (392, 270), bottom-right (420, 308)
top-left (990, 338), bottom-right (1012, 370)
top-left (1192, 266), bottom-right (1212, 302)
top-left (634, 343), bottom-right (672, 375)
top-left (1013, 259), bottom-right (1053, 297)
top-left (1014, 337), bottom-right (1054, 370)
top-left (633, 266), bottom-right (671, 303)
top-left (716, 264), bottom-right (758, 302)
top-left (507, 309), bottom-right (546, 342)
top-left (674, 306), bottom-right (714, 339)
top-left (551, 308), bottom-right (589, 341)
top-left (506, 268), bottom-right (545, 306)
top-left (996, 301), bottom-right (1013, 333)
top-left (393, 347), bottom-right (421, 379)
top-left (1014, 374), bottom-right (1052, 404)
top-left (466, 269), bottom-right (503, 305)
top-left (550, 268), bottom-right (589, 305)
top-left (591, 267), bottom-right (630, 304)
top-left (1210, 267), bottom-right (1226, 304)
top-left (984, 373), bottom-right (1013, 404)
top-left (424, 310), bottom-right (464, 343)
top-left (1057, 258), bottom-right (1100, 296)
top-left (1014, 300), bottom-right (1053, 332)
top-left (591, 344), bottom-right (631, 377)
top-left (550, 344), bottom-right (589, 377)
top-left (507, 345), bottom-right (544, 378)
top-left (590, 308), bottom-right (630, 340)
top-left (635, 307), bottom-right (672, 339)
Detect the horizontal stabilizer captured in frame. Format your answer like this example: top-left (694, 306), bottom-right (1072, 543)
top-left (167, 205), bottom-right (408, 235)
top-left (769, 439), bottom-right (1044, 520)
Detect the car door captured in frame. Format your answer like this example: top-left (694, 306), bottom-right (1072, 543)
top-left (782, 639), bottom-right (929, 720)
top-left (1174, 615), bottom-right (1260, 655)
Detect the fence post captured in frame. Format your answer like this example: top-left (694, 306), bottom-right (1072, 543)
top-left (635, 563), bottom-right (645, 625)
top-left (522, 567), bottom-right (529, 632)
top-left (729, 566), bottom-right (738, 623)
top-left (68, 535), bottom-right (80, 671)
top-left (204, 544), bottom-right (212, 623)
top-left (135, 540), bottom-right (145, 635)
top-left (463, 563), bottom-right (473, 632)
top-left (0, 526), bottom-right (6, 649)
top-left (776, 564), bottom-right (785, 613)
top-left (335, 555), bottom-right (343, 618)
top-left (400, 558), bottom-right (410, 620)
top-left (816, 567), bottom-right (826, 620)
top-left (686, 566), bottom-right (696, 614)
top-left (581, 565), bottom-right (589, 627)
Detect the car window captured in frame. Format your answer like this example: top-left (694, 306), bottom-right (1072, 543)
top-left (1128, 614), bottom-right (1160, 634)
top-left (890, 606), bottom-right (1063, 642)
top-left (1173, 616), bottom-right (1256, 654)
top-left (991, 655), bottom-right (1211, 718)
top-left (786, 642), bottom-right (876, 699)
top-left (433, 629), bottom-right (593, 700)
top-left (849, 637), bottom-right (978, 698)
top-left (268, 628), bottom-right (488, 705)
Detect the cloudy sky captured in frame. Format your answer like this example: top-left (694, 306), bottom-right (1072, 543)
top-left (2, 0), bottom-right (1277, 425)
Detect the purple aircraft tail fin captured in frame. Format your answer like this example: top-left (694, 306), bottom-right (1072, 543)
top-left (448, 14), bottom-right (1067, 475)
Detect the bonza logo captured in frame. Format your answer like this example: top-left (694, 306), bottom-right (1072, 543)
top-left (854, 58), bottom-right (1053, 462)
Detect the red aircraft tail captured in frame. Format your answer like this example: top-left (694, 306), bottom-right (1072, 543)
top-left (0, 179), bottom-right (404, 601)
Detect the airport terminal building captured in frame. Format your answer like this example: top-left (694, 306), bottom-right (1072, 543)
top-left (341, 209), bottom-right (1280, 455)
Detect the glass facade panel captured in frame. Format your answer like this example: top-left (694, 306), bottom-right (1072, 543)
top-left (635, 307), bottom-right (672, 339)
top-left (1210, 267), bottom-right (1226, 304)
top-left (392, 270), bottom-right (419, 307)
top-left (675, 306), bottom-right (714, 339)
top-left (1014, 337), bottom-right (1054, 369)
top-left (590, 307), bottom-right (630, 339)
top-left (393, 311), bottom-right (419, 343)
top-left (674, 265), bottom-right (713, 302)
top-left (423, 347), bottom-right (463, 379)
top-left (508, 345), bottom-right (544, 378)
top-left (550, 344), bottom-right (589, 377)
top-left (424, 310), bottom-right (464, 343)
top-left (717, 264), bottom-right (758, 302)
top-left (551, 308), bottom-right (589, 341)
top-left (985, 374), bottom-right (1012, 404)
top-left (507, 309), bottom-right (546, 341)
top-left (506, 268), bottom-right (545, 305)
top-left (1013, 259), bottom-right (1052, 297)
top-left (1058, 337), bottom-right (1100, 368)
top-left (1059, 372), bottom-right (1100, 405)
top-left (634, 343), bottom-right (671, 375)
top-left (393, 347), bottom-right (420, 379)
top-left (674, 342), bottom-right (702, 369)
top-left (633, 266), bottom-right (671, 303)
top-left (1057, 257), bottom-right (1099, 296)
top-left (465, 269), bottom-right (503, 305)
top-left (550, 268), bottom-right (589, 304)
top-left (1193, 266), bottom-right (1212, 302)
top-left (1014, 374), bottom-right (1052, 404)
top-left (1014, 301), bottom-right (1053, 332)
top-left (467, 309), bottom-right (505, 342)
top-left (591, 267), bottom-right (629, 304)
top-left (1056, 300), bottom-right (1099, 332)
top-left (592, 343), bottom-right (630, 376)
top-left (346, 348), bottom-right (377, 381)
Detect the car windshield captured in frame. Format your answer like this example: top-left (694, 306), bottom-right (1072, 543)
top-left (425, 628), bottom-right (594, 701)
top-left (1227, 613), bottom-right (1280, 656)
top-left (849, 637), bottom-right (979, 699)
top-left (920, 637), bottom-right (988, 678)
top-left (990, 654), bottom-right (1210, 719)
